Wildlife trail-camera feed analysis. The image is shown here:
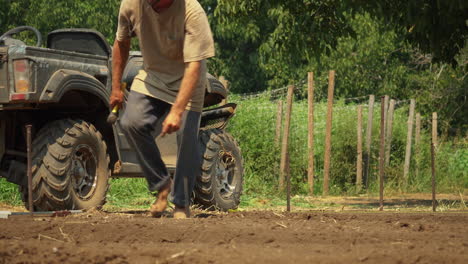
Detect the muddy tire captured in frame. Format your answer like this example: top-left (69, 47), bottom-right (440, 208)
top-left (21, 119), bottom-right (110, 211)
top-left (194, 129), bottom-right (243, 211)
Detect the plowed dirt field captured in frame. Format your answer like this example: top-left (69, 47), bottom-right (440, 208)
top-left (1, 209), bottom-right (467, 264)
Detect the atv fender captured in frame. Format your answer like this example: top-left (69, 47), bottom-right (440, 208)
top-left (39, 69), bottom-right (109, 105)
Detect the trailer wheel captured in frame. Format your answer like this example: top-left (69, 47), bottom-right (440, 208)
top-left (21, 119), bottom-right (110, 211)
top-left (194, 129), bottom-right (243, 211)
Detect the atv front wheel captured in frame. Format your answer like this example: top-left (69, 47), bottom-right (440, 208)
top-left (21, 119), bottom-right (110, 211)
top-left (195, 129), bottom-right (243, 211)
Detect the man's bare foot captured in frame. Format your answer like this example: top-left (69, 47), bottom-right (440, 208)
top-left (173, 205), bottom-right (189, 219)
top-left (149, 180), bottom-right (171, 218)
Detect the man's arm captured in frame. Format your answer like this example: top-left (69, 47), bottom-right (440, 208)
top-left (110, 39), bottom-right (131, 109)
top-left (161, 61), bottom-right (201, 136)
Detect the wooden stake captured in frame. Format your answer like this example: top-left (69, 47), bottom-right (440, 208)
top-left (279, 85), bottom-right (294, 190)
top-left (403, 99), bottom-right (416, 186)
top-left (431, 112), bottom-right (437, 212)
top-left (415, 113), bottom-right (421, 147)
top-left (307, 72), bottom-right (315, 195)
top-left (415, 113), bottom-right (421, 177)
top-left (286, 153), bottom-right (291, 212)
top-left (384, 95), bottom-right (390, 133)
top-left (379, 97), bottom-right (385, 211)
top-left (364, 95), bottom-right (375, 188)
top-left (323, 71), bottom-right (335, 196)
top-left (432, 112), bottom-right (438, 149)
top-left (385, 99), bottom-right (395, 166)
top-left (26, 125), bottom-right (33, 216)
top-left (431, 140), bottom-right (437, 212)
top-left (356, 105), bottom-right (363, 191)
top-left (275, 100), bottom-right (283, 146)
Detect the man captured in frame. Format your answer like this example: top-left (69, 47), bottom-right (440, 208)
top-left (110, 0), bottom-right (215, 218)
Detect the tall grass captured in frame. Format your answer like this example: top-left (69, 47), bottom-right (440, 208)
top-left (106, 178), bottom-right (153, 209)
top-left (228, 92), bottom-right (467, 196)
top-left (0, 179), bottom-right (22, 205)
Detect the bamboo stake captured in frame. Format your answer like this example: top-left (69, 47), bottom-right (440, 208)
top-left (323, 71), bottom-right (335, 196)
top-left (279, 85), bottom-right (294, 190)
top-left (275, 100), bottom-right (283, 146)
top-left (403, 99), bottom-right (416, 186)
top-left (356, 105), bottom-right (363, 191)
top-left (307, 72), bottom-right (315, 195)
top-left (379, 97), bottom-right (385, 211)
top-left (364, 95), bottom-right (375, 188)
top-left (385, 99), bottom-right (395, 165)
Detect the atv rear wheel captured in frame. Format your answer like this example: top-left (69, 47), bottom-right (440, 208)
top-left (195, 129), bottom-right (243, 211)
top-left (21, 119), bottom-right (110, 211)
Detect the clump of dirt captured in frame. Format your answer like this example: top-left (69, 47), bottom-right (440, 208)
top-left (1, 210), bottom-right (467, 263)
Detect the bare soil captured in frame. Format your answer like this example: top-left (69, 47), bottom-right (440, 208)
top-left (1, 209), bottom-right (467, 264)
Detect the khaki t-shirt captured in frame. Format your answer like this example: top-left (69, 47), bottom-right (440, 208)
top-left (116, 0), bottom-right (215, 112)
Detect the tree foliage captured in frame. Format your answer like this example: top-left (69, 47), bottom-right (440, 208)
top-left (211, 0), bottom-right (467, 90)
top-left (1, 0), bottom-right (466, 130)
top-left (352, 0), bottom-right (468, 64)
top-left (1, 0), bottom-right (120, 44)
top-left (209, 0), bottom-right (467, 130)
top-left (211, 0), bottom-right (355, 91)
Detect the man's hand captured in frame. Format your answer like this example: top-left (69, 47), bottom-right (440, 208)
top-left (161, 109), bottom-right (183, 137)
top-left (109, 86), bottom-right (125, 109)
top-left (160, 61), bottom-right (202, 137)
top-left (110, 38), bottom-right (130, 110)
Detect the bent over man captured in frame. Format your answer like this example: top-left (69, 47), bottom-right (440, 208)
top-left (110, 0), bottom-right (215, 218)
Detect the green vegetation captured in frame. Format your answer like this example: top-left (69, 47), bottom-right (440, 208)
top-left (0, 180), bottom-right (21, 206)
top-left (1, 94), bottom-right (465, 208)
top-left (106, 178), bottom-right (154, 210)
top-left (0, 1), bottom-right (466, 208)
top-left (228, 93), bottom-right (467, 198)
top-left (1, 0), bottom-right (465, 130)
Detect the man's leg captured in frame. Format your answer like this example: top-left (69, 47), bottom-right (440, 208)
top-left (172, 110), bottom-right (202, 216)
top-left (120, 91), bottom-right (172, 195)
